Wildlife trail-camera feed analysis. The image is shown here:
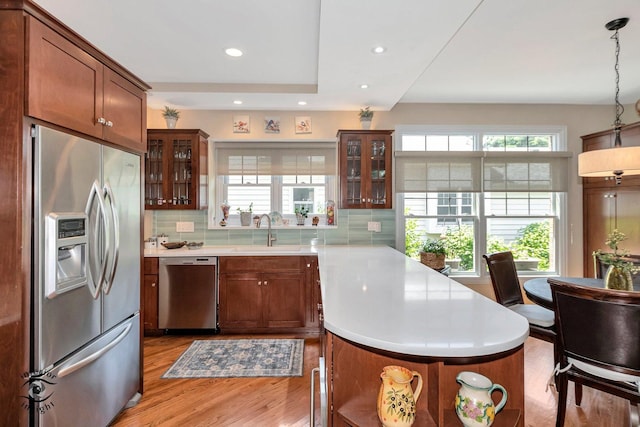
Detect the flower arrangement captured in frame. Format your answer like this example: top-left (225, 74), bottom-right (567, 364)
top-left (359, 106), bottom-right (374, 120)
top-left (594, 229), bottom-right (637, 274)
top-left (295, 206), bottom-right (309, 218)
top-left (162, 106), bottom-right (180, 119)
top-left (419, 238), bottom-right (447, 270)
top-left (420, 238), bottom-right (447, 256)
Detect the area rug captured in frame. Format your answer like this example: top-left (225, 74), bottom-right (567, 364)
top-left (161, 338), bottom-right (304, 378)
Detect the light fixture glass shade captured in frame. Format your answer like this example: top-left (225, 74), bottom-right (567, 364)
top-left (578, 146), bottom-right (640, 177)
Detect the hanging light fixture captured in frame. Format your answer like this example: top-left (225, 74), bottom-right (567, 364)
top-left (578, 17), bottom-right (640, 184)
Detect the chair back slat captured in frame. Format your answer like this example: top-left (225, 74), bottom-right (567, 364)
top-left (483, 251), bottom-right (524, 306)
top-left (550, 279), bottom-right (640, 376)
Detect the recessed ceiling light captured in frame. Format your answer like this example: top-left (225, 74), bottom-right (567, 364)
top-left (225, 48), bottom-right (243, 57)
top-left (233, 100), bottom-right (243, 105)
top-left (298, 101), bottom-right (307, 106)
top-left (360, 84), bottom-right (369, 89)
top-left (371, 46), bottom-right (386, 54)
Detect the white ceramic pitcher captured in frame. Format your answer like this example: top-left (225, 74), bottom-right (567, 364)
top-left (455, 371), bottom-right (507, 427)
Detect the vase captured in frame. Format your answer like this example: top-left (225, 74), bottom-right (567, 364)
top-left (360, 119), bottom-right (372, 130)
top-left (240, 212), bottom-right (251, 226)
top-left (377, 365), bottom-right (423, 427)
top-left (165, 117), bottom-right (178, 129)
top-left (604, 265), bottom-right (633, 291)
top-left (295, 213), bottom-right (306, 226)
top-left (220, 202), bottom-right (230, 220)
top-left (455, 371), bottom-right (507, 427)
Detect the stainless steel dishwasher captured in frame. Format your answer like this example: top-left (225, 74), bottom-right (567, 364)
top-left (159, 257), bottom-right (218, 331)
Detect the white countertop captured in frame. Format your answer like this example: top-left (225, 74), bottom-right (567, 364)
top-left (144, 244), bottom-right (317, 257)
top-left (317, 245), bottom-right (529, 358)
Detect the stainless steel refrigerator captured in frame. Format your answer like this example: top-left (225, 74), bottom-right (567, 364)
top-left (30, 125), bottom-right (141, 426)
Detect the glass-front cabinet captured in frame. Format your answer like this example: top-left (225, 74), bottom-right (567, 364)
top-left (144, 129), bottom-right (209, 210)
top-left (338, 130), bottom-right (393, 209)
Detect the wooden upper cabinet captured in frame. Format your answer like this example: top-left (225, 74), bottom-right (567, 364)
top-left (102, 68), bottom-right (147, 150)
top-left (338, 130), bottom-right (393, 209)
top-left (26, 16), bottom-right (147, 152)
top-left (145, 129), bottom-right (209, 210)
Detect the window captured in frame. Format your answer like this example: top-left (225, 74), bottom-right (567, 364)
top-left (396, 126), bottom-right (570, 276)
top-left (213, 142), bottom-right (336, 225)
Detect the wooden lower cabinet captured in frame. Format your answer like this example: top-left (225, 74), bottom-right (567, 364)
top-left (219, 256), bottom-right (318, 333)
top-left (325, 332), bottom-right (524, 427)
top-left (142, 258), bottom-right (162, 336)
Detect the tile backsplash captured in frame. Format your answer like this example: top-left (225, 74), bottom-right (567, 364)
top-left (147, 209), bottom-right (396, 248)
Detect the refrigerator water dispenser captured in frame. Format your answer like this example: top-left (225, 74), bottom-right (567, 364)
top-left (45, 213), bottom-right (88, 299)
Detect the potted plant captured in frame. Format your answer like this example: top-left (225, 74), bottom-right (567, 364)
top-left (419, 238), bottom-right (447, 270)
top-left (162, 106), bottom-right (180, 129)
top-left (594, 229), bottom-right (637, 290)
top-left (236, 203), bottom-right (253, 226)
top-left (359, 106), bottom-right (374, 130)
top-left (295, 206), bottom-right (309, 226)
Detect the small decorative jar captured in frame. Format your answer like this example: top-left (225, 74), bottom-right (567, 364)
top-left (326, 200), bottom-right (335, 225)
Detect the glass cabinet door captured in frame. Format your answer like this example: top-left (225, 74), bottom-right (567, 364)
top-left (370, 137), bottom-right (387, 206)
top-left (345, 137), bottom-right (363, 206)
top-left (338, 130), bottom-right (392, 209)
top-left (145, 138), bottom-right (164, 207)
top-left (171, 138), bottom-right (193, 207)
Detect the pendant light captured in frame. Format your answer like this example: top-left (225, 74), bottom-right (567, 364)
top-left (578, 18), bottom-right (640, 184)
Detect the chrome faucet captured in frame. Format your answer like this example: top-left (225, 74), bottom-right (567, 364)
top-left (257, 214), bottom-right (276, 247)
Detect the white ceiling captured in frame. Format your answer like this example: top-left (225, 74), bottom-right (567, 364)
top-left (33, 0), bottom-right (640, 112)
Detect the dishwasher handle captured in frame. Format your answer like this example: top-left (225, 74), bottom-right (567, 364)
top-left (159, 256), bottom-right (217, 266)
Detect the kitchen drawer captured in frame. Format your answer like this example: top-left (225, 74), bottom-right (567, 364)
top-left (144, 257), bottom-right (159, 275)
top-left (220, 256), bottom-right (305, 273)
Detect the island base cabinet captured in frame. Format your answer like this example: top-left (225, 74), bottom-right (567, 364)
top-left (325, 332), bottom-right (524, 427)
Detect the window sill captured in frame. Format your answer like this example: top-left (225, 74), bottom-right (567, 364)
top-left (211, 224), bottom-right (338, 230)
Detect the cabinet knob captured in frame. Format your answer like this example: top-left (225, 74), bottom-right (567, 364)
top-left (105, 120), bottom-right (113, 127)
top-left (264, 280), bottom-right (268, 286)
top-left (97, 117), bottom-right (106, 125)
top-left (152, 282), bottom-right (156, 287)
top-left (307, 263), bottom-right (311, 268)
top-left (258, 281), bottom-right (262, 286)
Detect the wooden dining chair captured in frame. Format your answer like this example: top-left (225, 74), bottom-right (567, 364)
top-left (483, 251), bottom-right (555, 342)
top-left (548, 278), bottom-right (640, 427)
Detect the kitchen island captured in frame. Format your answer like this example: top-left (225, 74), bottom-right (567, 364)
top-left (144, 244), bottom-right (528, 425)
top-left (316, 245), bottom-right (529, 426)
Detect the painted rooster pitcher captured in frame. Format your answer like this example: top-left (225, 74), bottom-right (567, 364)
top-left (377, 365), bottom-right (423, 427)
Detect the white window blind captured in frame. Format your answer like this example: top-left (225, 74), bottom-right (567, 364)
top-left (216, 142), bottom-right (336, 175)
top-left (483, 152), bottom-right (571, 192)
top-left (395, 151), bottom-right (482, 192)
top-left (395, 151), bottom-right (571, 193)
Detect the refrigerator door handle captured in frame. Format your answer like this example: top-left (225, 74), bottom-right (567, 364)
top-left (85, 180), bottom-right (110, 299)
top-left (102, 181), bottom-right (120, 295)
top-left (57, 321), bottom-right (133, 378)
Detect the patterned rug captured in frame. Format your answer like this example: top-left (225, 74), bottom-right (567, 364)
top-left (161, 339), bottom-right (304, 378)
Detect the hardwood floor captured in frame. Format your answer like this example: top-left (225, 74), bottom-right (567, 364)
top-left (110, 335), bottom-right (633, 427)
